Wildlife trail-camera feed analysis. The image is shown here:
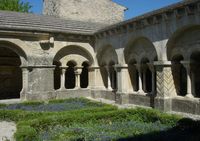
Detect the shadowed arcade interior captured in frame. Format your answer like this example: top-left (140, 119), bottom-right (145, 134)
top-left (0, 47), bottom-right (22, 99)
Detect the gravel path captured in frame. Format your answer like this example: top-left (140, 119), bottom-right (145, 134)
top-left (0, 121), bottom-right (16, 141)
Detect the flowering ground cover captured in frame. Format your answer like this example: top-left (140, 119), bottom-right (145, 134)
top-left (0, 98), bottom-right (199, 141)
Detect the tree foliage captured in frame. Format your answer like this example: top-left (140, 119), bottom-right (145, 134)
top-left (0, 0), bottom-right (32, 13)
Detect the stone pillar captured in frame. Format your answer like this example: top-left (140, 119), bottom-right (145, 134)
top-left (181, 61), bottom-right (193, 98)
top-left (135, 64), bottom-right (144, 94)
top-left (75, 67), bottom-right (83, 89)
top-left (115, 64), bottom-right (130, 93)
top-left (20, 67), bottom-right (29, 100)
top-left (142, 67), bottom-right (147, 92)
top-left (105, 66), bottom-right (113, 90)
top-left (60, 67), bottom-right (67, 90)
top-left (25, 65), bottom-right (56, 100)
top-left (115, 64), bottom-right (130, 104)
top-left (148, 64), bottom-right (156, 95)
top-left (154, 61), bottom-right (176, 112)
top-left (89, 66), bottom-right (106, 90)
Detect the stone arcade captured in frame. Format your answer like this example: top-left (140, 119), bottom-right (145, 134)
top-left (0, 0), bottom-right (200, 115)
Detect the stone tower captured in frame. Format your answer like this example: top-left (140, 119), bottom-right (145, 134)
top-left (43, 0), bottom-right (126, 25)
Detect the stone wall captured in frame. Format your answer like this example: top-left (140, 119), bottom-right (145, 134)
top-left (43, 0), bottom-right (126, 25)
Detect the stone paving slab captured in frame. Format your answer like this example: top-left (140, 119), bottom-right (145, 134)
top-left (0, 99), bottom-right (21, 105)
top-left (0, 121), bottom-right (16, 141)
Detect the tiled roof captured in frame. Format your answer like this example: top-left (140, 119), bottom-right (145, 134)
top-left (0, 10), bottom-right (106, 35)
top-left (97, 0), bottom-right (200, 33)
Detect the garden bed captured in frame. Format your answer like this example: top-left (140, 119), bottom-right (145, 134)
top-left (0, 98), bottom-right (199, 141)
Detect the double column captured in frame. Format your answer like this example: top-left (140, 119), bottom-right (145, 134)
top-left (59, 66), bottom-right (83, 90)
top-left (60, 67), bottom-right (67, 90)
top-left (135, 64), bottom-right (144, 94)
top-left (74, 67), bottom-right (83, 89)
top-left (181, 61), bottom-right (194, 98)
top-left (148, 63), bottom-right (156, 95)
top-left (105, 65), bottom-right (113, 90)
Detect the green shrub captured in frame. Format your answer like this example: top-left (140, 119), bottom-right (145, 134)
top-left (0, 98), bottom-right (183, 141)
top-left (15, 125), bottom-right (38, 141)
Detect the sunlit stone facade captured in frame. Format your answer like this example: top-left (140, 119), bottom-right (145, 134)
top-left (0, 0), bottom-right (200, 115)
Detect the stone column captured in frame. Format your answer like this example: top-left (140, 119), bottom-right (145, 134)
top-left (20, 67), bottom-right (29, 100)
top-left (60, 67), bottom-right (67, 90)
top-left (154, 61), bottom-right (176, 112)
top-left (105, 66), bottom-right (113, 90)
top-left (148, 64), bottom-right (156, 95)
top-left (89, 66), bottom-right (106, 90)
top-left (181, 61), bottom-right (193, 98)
top-left (191, 72), bottom-right (195, 96)
top-left (115, 64), bottom-right (131, 93)
top-left (142, 66), bottom-right (147, 92)
top-left (135, 64), bottom-right (144, 94)
top-left (74, 67), bottom-right (83, 89)
top-left (115, 64), bottom-right (130, 104)
top-left (25, 65), bottom-right (56, 100)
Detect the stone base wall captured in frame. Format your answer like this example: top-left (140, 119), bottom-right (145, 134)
top-left (18, 89), bottom-right (200, 116)
top-left (56, 89), bottom-right (91, 99)
top-left (172, 97), bottom-right (200, 115)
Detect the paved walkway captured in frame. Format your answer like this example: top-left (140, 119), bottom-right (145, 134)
top-left (0, 99), bottom-right (21, 105)
top-left (0, 121), bottom-right (16, 141)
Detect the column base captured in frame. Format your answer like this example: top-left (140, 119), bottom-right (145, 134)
top-left (154, 97), bottom-right (172, 112)
top-left (185, 93), bottom-right (194, 98)
top-left (137, 90), bottom-right (146, 95)
top-left (116, 93), bottom-right (129, 104)
top-left (25, 91), bottom-right (56, 101)
top-left (56, 89), bottom-right (91, 99)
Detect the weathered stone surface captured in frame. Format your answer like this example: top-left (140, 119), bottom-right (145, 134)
top-left (0, 0), bottom-right (200, 116)
top-left (129, 94), bottom-right (153, 108)
top-left (43, 0), bottom-right (126, 25)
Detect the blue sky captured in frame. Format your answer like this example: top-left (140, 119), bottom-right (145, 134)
top-left (24, 0), bottom-right (182, 20)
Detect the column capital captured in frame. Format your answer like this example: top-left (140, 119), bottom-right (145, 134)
top-left (60, 66), bottom-right (69, 69)
top-left (74, 66), bottom-right (83, 74)
top-left (154, 61), bottom-right (172, 66)
top-left (135, 64), bottom-right (142, 71)
top-left (180, 61), bottom-right (193, 71)
top-left (135, 64), bottom-right (147, 72)
top-left (115, 64), bottom-right (128, 71)
top-left (88, 66), bottom-right (99, 71)
top-left (147, 63), bottom-right (155, 72)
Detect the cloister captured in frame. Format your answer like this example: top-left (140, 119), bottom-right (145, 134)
top-left (0, 0), bottom-right (200, 115)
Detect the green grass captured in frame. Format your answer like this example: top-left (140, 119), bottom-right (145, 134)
top-left (0, 98), bottom-right (182, 141)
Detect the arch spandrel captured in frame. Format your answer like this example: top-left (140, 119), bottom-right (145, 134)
top-left (96, 44), bottom-right (118, 66)
top-left (124, 37), bottom-right (157, 64)
top-left (0, 39), bottom-right (28, 66)
top-left (166, 25), bottom-right (200, 61)
top-left (53, 45), bottom-right (94, 66)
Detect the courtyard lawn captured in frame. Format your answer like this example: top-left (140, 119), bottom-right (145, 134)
top-left (0, 98), bottom-right (199, 141)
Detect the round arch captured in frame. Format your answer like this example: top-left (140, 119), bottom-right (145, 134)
top-left (0, 40), bottom-right (28, 66)
top-left (167, 25), bottom-right (200, 97)
top-left (166, 25), bottom-right (200, 61)
top-left (53, 45), bottom-right (94, 66)
top-left (0, 41), bottom-right (28, 99)
top-left (124, 37), bottom-right (157, 64)
top-left (96, 44), bottom-right (118, 66)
